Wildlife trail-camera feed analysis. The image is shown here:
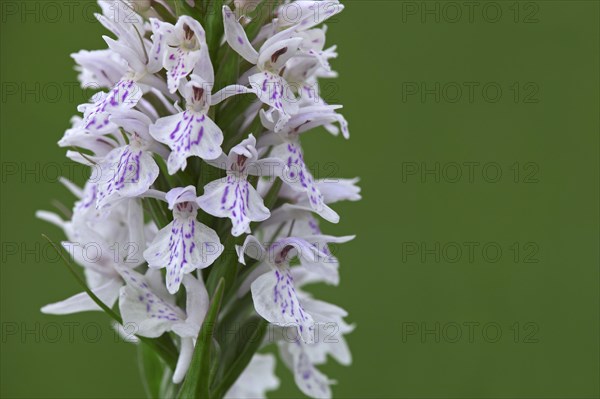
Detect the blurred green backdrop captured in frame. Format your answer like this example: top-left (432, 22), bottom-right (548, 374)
top-left (1, 0), bottom-right (599, 398)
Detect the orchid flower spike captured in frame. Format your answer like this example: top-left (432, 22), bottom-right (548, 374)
top-left (38, 2), bottom-right (357, 398)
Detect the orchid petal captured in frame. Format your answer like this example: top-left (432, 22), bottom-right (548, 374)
top-left (95, 144), bottom-right (159, 209)
top-left (164, 16), bottom-right (212, 92)
top-left (251, 268), bottom-right (315, 343)
top-left (41, 278), bottom-right (122, 315)
top-left (150, 111), bottom-right (223, 174)
top-left (225, 354), bottom-right (280, 399)
top-left (222, 6), bottom-right (259, 64)
top-left (198, 176), bottom-right (270, 237)
top-left (148, 18), bottom-right (173, 73)
top-left (317, 178), bottom-right (361, 203)
top-left (278, 340), bottom-right (333, 399)
top-left (211, 84), bottom-right (254, 105)
top-left (165, 186), bottom-right (198, 209)
top-left (248, 72), bottom-right (298, 131)
top-left (258, 37), bottom-right (303, 72)
top-left (118, 268), bottom-right (184, 338)
top-left (81, 79), bottom-right (142, 135)
top-left (178, 16), bottom-right (214, 83)
top-left (164, 47), bottom-right (201, 93)
top-left (143, 214), bottom-right (223, 294)
top-left (71, 49), bottom-right (127, 88)
top-left (236, 235), bottom-right (267, 265)
top-left (278, 0), bottom-right (344, 31)
top-left (172, 337), bottom-right (195, 384)
top-left (271, 142), bottom-right (338, 222)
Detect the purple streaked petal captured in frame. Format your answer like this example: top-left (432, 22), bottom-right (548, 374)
top-left (143, 216), bottom-right (223, 294)
top-left (150, 110), bottom-right (223, 174)
top-left (197, 175), bottom-right (270, 237)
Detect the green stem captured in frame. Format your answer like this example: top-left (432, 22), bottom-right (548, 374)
top-left (177, 279), bottom-right (226, 399)
top-left (211, 318), bottom-right (268, 399)
top-left (146, 197), bottom-right (171, 229)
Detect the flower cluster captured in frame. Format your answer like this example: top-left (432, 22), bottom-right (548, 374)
top-left (37, 1), bottom-right (359, 398)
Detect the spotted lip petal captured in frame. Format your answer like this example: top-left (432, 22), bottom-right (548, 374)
top-left (150, 110), bottom-right (223, 174)
top-left (285, 102), bottom-right (350, 139)
top-left (299, 295), bottom-right (354, 367)
top-left (316, 178), bottom-right (361, 203)
top-left (117, 265), bottom-right (211, 385)
top-left (143, 213), bottom-right (223, 294)
top-left (59, 116), bottom-right (119, 159)
top-left (198, 175), bottom-right (270, 237)
top-left (270, 141), bottom-right (338, 222)
top-left (119, 266), bottom-right (210, 384)
top-left (80, 79), bottom-right (142, 135)
top-left (197, 134), bottom-right (272, 236)
top-left (95, 144), bottom-right (159, 209)
top-left (165, 47), bottom-right (201, 93)
top-left (251, 268), bottom-right (316, 343)
top-left (278, 339), bottom-right (333, 399)
top-left (237, 235), bottom-right (330, 273)
top-left (118, 268), bottom-right (185, 338)
top-left (293, 349), bottom-right (333, 399)
top-left (248, 72), bottom-right (298, 132)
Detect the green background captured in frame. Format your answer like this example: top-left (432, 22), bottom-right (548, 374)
top-left (1, 0), bottom-right (599, 397)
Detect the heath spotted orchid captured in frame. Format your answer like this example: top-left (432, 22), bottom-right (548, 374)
top-left (38, 1), bottom-right (357, 398)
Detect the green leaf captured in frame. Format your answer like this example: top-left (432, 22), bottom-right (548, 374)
top-left (149, 334), bottom-right (180, 370)
top-left (138, 343), bottom-right (166, 399)
top-left (145, 91), bottom-right (177, 118)
top-left (245, 1), bottom-right (274, 41)
top-left (145, 197), bottom-right (171, 230)
top-left (261, 177), bottom-right (283, 210)
top-left (208, 337), bottom-right (222, 387)
top-left (168, 0), bottom-right (197, 17)
top-left (177, 278), bottom-right (226, 399)
top-left (206, 234), bottom-right (243, 296)
top-left (160, 368), bottom-right (178, 399)
top-left (151, 2), bottom-right (177, 24)
top-left (211, 317), bottom-right (268, 399)
top-left (215, 294), bottom-right (254, 351)
top-left (204, 0), bottom-right (225, 61)
top-left (213, 46), bottom-right (239, 94)
top-left (154, 156), bottom-right (176, 192)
